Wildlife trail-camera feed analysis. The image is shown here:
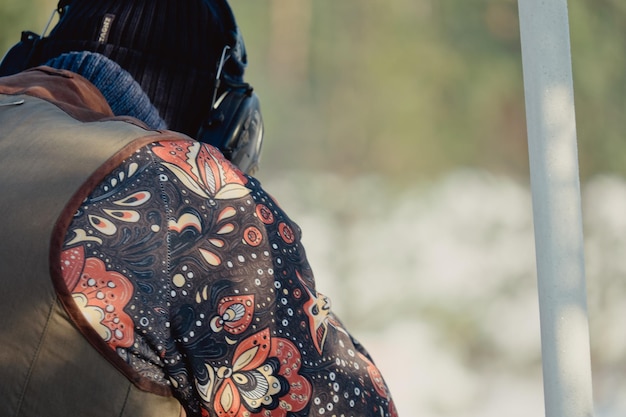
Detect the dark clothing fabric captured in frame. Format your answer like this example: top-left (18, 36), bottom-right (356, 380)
top-left (0, 67), bottom-right (397, 417)
top-left (33, 0), bottom-right (243, 136)
top-left (0, 67), bottom-right (182, 417)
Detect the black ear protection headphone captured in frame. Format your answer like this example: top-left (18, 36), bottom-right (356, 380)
top-left (196, 0), bottom-right (264, 175)
top-left (0, 0), bottom-right (264, 175)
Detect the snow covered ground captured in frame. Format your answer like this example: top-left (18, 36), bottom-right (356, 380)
top-left (264, 170), bottom-right (626, 417)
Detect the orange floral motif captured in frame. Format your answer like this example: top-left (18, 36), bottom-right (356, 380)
top-left (196, 328), bottom-right (311, 417)
top-left (243, 226), bottom-right (263, 247)
top-left (278, 222), bottom-right (295, 244)
top-left (255, 204), bottom-right (274, 225)
top-left (296, 270), bottom-right (343, 355)
top-left (152, 140), bottom-right (249, 200)
top-left (210, 295), bottom-right (255, 335)
top-left (60, 246), bottom-right (135, 349)
top-left (358, 351), bottom-right (396, 410)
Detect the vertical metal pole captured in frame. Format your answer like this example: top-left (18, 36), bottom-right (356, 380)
top-left (517, 1), bottom-right (594, 417)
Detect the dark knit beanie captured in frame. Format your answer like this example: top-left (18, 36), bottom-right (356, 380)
top-left (46, 51), bottom-right (167, 129)
top-left (33, 0), bottom-right (246, 137)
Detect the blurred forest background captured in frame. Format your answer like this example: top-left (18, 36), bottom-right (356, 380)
top-left (1, 0), bottom-right (624, 183)
top-left (3, 1), bottom-right (626, 416)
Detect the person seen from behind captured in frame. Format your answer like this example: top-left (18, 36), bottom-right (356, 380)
top-left (0, 0), bottom-right (398, 416)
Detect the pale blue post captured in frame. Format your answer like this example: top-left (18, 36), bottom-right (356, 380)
top-left (517, 0), bottom-right (594, 416)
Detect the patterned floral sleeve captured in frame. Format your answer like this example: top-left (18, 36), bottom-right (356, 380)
top-left (59, 139), bottom-right (398, 417)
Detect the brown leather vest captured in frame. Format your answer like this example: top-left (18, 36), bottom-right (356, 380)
top-left (0, 92), bottom-right (182, 417)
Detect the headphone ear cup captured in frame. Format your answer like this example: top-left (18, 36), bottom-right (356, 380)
top-left (197, 87), bottom-right (264, 174)
top-left (227, 92), bottom-right (263, 174)
top-left (0, 31), bottom-right (41, 77)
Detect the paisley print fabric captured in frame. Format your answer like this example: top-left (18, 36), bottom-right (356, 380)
top-left (59, 139), bottom-right (397, 417)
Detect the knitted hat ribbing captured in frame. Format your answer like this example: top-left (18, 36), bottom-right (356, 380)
top-left (33, 0), bottom-right (245, 137)
top-left (45, 51), bottom-right (167, 130)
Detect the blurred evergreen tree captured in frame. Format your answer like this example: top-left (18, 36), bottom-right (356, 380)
top-left (231, 0), bottom-right (626, 184)
top-left (232, 0), bottom-right (529, 183)
top-left (570, 0), bottom-right (626, 179)
top-left (1, 0), bottom-right (624, 184)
